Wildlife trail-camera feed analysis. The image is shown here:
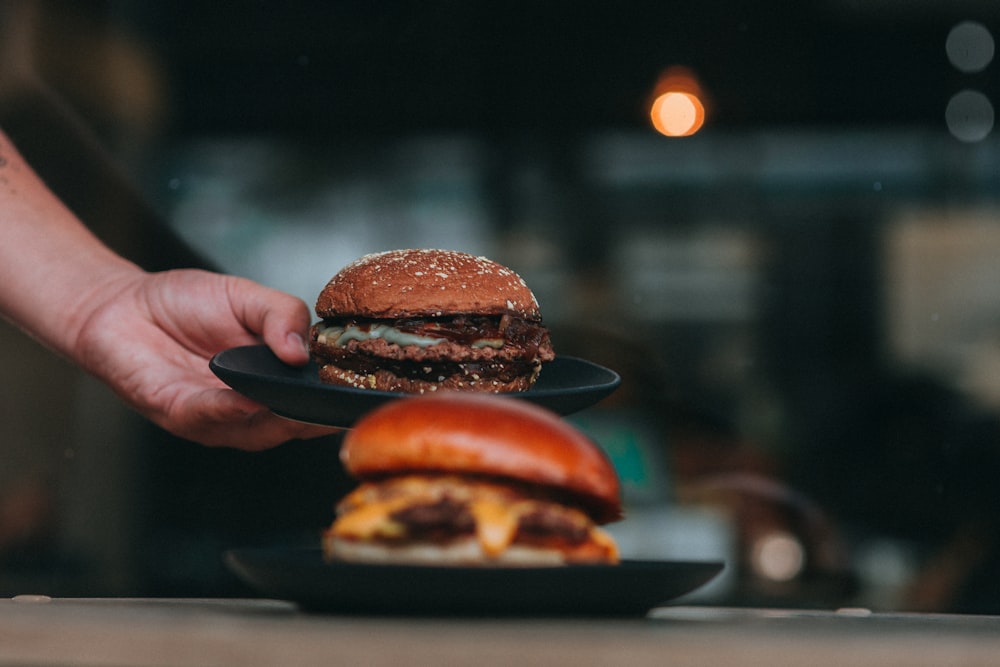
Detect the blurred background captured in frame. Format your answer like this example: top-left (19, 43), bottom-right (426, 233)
top-left (2, 0), bottom-right (1000, 613)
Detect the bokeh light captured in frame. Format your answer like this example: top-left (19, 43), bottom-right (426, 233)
top-left (946, 89), bottom-right (995, 142)
top-left (651, 91), bottom-right (705, 137)
top-left (946, 21), bottom-right (995, 73)
top-left (648, 66), bottom-right (708, 137)
top-left (751, 532), bottom-right (806, 583)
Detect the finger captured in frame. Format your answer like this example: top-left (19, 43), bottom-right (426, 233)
top-left (230, 278), bottom-right (313, 366)
top-left (174, 387), bottom-right (339, 450)
top-left (237, 410), bottom-right (342, 451)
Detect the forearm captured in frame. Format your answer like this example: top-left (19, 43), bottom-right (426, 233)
top-left (0, 128), bottom-right (143, 360)
top-left (0, 130), bottom-right (332, 449)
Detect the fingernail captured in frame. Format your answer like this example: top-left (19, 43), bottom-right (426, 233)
top-left (288, 331), bottom-right (307, 354)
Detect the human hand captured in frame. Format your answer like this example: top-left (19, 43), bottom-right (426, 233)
top-left (71, 268), bottom-right (337, 449)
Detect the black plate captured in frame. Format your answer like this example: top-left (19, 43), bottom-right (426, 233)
top-left (224, 548), bottom-right (724, 616)
top-left (210, 345), bottom-right (620, 427)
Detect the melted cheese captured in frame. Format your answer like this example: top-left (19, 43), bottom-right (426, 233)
top-left (329, 477), bottom-right (615, 563)
top-left (318, 323), bottom-right (445, 348)
top-left (317, 323), bottom-right (505, 350)
top-left (331, 497), bottom-right (410, 540)
top-left (591, 527), bottom-right (621, 562)
top-left (330, 495), bottom-right (525, 558)
top-left (470, 500), bottom-right (522, 557)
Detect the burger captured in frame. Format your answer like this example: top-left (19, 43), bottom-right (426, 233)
top-left (323, 393), bottom-right (622, 566)
top-left (308, 248), bottom-right (555, 393)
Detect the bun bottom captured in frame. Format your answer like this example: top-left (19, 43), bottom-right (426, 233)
top-left (317, 364), bottom-right (535, 393)
top-left (324, 535), bottom-right (583, 567)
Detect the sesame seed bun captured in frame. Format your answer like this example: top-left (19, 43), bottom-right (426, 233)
top-left (315, 248), bottom-right (542, 320)
top-left (309, 248), bottom-right (555, 393)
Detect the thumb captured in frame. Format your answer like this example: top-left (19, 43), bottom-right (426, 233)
top-left (231, 278), bottom-right (313, 365)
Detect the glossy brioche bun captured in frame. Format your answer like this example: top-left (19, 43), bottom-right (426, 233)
top-left (340, 394), bottom-right (622, 524)
top-left (315, 248), bottom-right (542, 320)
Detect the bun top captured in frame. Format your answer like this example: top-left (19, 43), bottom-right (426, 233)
top-left (315, 248), bottom-right (541, 320)
top-left (341, 394), bottom-right (622, 524)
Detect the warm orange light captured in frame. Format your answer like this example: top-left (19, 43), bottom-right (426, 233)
top-left (648, 66), bottom-right (708, 137)
top-left (650, 91), bottom-right (705, 136)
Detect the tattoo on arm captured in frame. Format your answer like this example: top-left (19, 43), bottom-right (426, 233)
top-left (0, 145), bottom-right (11, 189)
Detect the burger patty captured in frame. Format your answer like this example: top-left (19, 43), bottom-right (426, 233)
top-left (388, 496), bottom-right (475, 542)
top-left (315, 347), bottom-right (541, 383)
top-left (310, 314), bottom-right (555, 364)
top-left (391, 314), bottom-right (552, 350)
top-left (388, 496), bottom-right (591, 546)
top-left (310, 314), bottom-right (554, 389)
top-left (332, 476), bottom-right (601, 549)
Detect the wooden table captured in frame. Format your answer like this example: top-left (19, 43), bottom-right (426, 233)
top-left (1, 598), bottom-right (998, 666)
